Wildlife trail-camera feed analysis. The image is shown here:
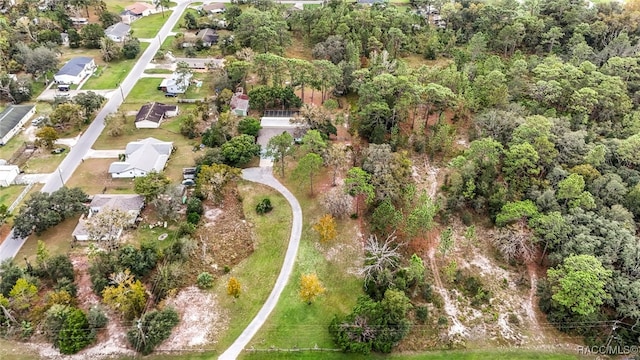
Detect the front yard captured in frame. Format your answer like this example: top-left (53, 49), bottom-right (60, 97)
top-left (132, 12), bottom-right (174, 38)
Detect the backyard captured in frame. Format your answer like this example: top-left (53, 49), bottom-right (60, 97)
top-left (82, 43), bottom-right (150, 90)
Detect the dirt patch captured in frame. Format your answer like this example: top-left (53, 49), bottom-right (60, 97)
top-left (159, 287), bottom-right (228, 350)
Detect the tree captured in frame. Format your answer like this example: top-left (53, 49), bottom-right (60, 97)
top-left (344, 167), bottom-right (374, 215)
top-left (100, 37), bottom-right (121, 62)
top-left (133, 171), bottom-right (170, 202)
top-left (360, 233), bottom-right (401, 285)
top-left (49, 103), bottom-right (83, 130)
top-left (45, 305), bottom-right (93, 354)
top-left (127, 308), bottom-right (179, 355)
top-left (227, 277), bottom-right (241, 298)
top-left (13, 188), bottom-right (88, 238)
top-left (325, 143), bottom-right (349, 187)
top-left (122, 38), bottom-right (141, 59)
top-left (294, 153), bottom-right (323, 195)
top-left (35, 126), bottom-right (59, 149)
top-left (151, 186), bottom-right (183, 222)
top-left (85, 207), bottom-right (131, 249)
top-left (221, 134), bottom-right (260, 167)
top-left (179, 112), bottom-right (198, 138)
top-left (156, 0), bottom-right (171, 18)
top-left (405, 191), bottom-right (438, 239)
top-left (299, 273), bottom-right (326, 305)
top-left (320, 187), bottom-right (352, 219)
top-left (196, 164), bottom-right (241, 204)
top-left (300, 129), bottom-right (327, 156)
top-left (102, 269), bottom-right (147, 320)
top-left (9, 277), bottom-right (37, 311)
top-left (18, 45), bottom-right (59, 79)
top-left (80, 24), bottom-right (105, 49)
top-left (265, 131), bottom-right (294, 177)
top-left (371, 199), bottom-right (403, 238)
top-left (547, 254), bottom-right (612, 316)
top-left (74, 91), bottom-right (106, 121)
top-left (237, 117), bottom-right (261, 137)
top-left (313, 214), bottom-right (337, 243)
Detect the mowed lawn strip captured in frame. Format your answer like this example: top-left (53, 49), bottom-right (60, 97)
top-left (214, 181), bottom-right (292, 352)
top-left (82, 42), bottom-right (150, 90)
top-left (131, 12), bottom-right (173, 38)
top-left (242, 350), bottom-right (588, 360)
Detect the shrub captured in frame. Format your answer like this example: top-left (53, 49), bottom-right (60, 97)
top-left (323, 99), bottom-right (338, 110)
top-left (177, 222), bottom-right (196, 237)
top-left (237, 117), bottom-right (261, 137)
top-left (197, 272), bottom-right (214, 289)
top-left (416, 305), bottom-right (429, 324)
top-left (186, 197), bottom-right (204, 215)
top-left (127, 308), bottom-right (179, 355)
top-left (45, 305), bottom-right (93, 354)
top-left (87, 306), bottom-right (108, 334)
top-left (255, 197), bottom-right (273, 215)
top-left (187, 212), bottom-right (201, 224)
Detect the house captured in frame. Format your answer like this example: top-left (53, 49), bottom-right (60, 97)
top-left (0, 165), bottom-right (19, 187)
top-left (0, 105), bottom-right (35, 145)
top-left (105, 22), bottom-right (131, 43)
top-left (173, 57), bottom-right (224, 70)
top-left (120, 2), bottom-right (155, 24)
top-left (200, 3), bottom-right (225, 14)
top-left (357, 0), bottom-right (386, 5)
top-left (135, 102), bottom-right (179, 129)
top-left (230, 89), bottom-right (249, 117)
top-left (108, 137), bottom-right (173, 178)
top-left (72, 194), bottom-right (145, 241)
top-left (54, 57), bottom-right (96, 85)
top-left (196, 28), bottom-right (219, 47)
top-left (158, 72), bottom-right (193, 94)
top-left (70, 17), bottom-right (88, 26)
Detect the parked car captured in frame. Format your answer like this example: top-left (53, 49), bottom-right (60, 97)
top-left (32, 116), bottom-right (46, 127)
top-left (51, 147), bottom-right (66, 154)
top-left (181, 179), bottom-right (195, 186)
top-left (165, 92), bottom-right (177, 97)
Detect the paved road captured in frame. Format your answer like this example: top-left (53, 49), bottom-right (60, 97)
top-left (219, 166), bottom-right (303, 360)
top-left (0, 0), bottom-right (192, 262)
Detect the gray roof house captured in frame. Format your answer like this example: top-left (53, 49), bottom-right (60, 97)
top-left (72, 194), bottom-right (145, 241)
top-left (105, 22), bottom-right (131, 43)
top-left (196, 28), bottom-right (219, 47)
top-left (0, 104), bottom-right (36, 145)
top-left (54, 57), bottom-right (96, 85)
top-left (173, 57), bottom-right (224, 70)
top-left (108, 137), bottom-right (173, 178)
top-left (200, 3), bottom-right (225, 14)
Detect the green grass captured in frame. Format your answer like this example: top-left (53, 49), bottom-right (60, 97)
top-left (247, 169), bottom-right (362, 350)
top-left (0, 185), bottom-right (26, 208)
top-left (131, 12), bottom-right (173, 38)
top-left (124, 77), bottom-right (174, 105)
top-left (82, 43), bottom-right (150, 90)
top-left (22, 147), bottom-right (69, 174)
top-left (144, 68), bottom-right (174, 74)
top-left (242, 350), bottom-right (587, 360)
top-left (214, 182), bottom-right (292, 351)
top-left (16, 214), bottom-right (78, 263)
top-left (0, 133), bottom-right (28, 160)
top-left (173, 8), bottom-right (200, 31)
top-left (65, 158), bottom-right (136, 195)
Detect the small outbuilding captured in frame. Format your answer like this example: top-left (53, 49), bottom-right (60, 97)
top-left (0, 165), bottom-right (19, 187)
top-left (0, 104), bottom-right (35, 145)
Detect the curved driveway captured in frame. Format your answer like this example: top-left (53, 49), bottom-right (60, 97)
top-left (219, 166), bottom-right (303, 360)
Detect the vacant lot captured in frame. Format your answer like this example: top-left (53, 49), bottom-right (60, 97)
top-left (65, 158), bottom-right (135, 195)
top-left (15, 214), bottom-right (79, 263)
top-left (132, 12), bottom-right (174, 38)
top-left (82, 43), bottom-right (150, 90)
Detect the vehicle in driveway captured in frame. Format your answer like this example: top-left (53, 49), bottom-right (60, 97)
top-left (32, 116), bottom-right (46, 127)
top-left (165, 92), bottom-right (177, 97)
top-left (51, 147), bottom-right (66, 154)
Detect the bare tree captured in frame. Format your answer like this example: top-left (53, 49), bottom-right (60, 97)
top-left (492, 226), bottom-right (536, 263)
top-left (359, 233), bottom-right (402, 283)
top-left (325, 143), bottom-right (350, 186)
top-left (85, 207), bottom-right (132, 250)
top-left (151, 186), bottom-right (183, 222)
top-left (320, 187), bottom-right (352, 219)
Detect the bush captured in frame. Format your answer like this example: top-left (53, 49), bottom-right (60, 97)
top-left (187, 212), bottom-right (201, 224)
top-left (323, 99), bottom-right (338, 110)
top-left (197, 272), bottom-right (214, 289)
top-left (87, 306), bottom-right (108, 335)
top-left (255, 197), bottom-right (273, 215)
top-left (127, 308), bottom-right (179, 355)
top-left (177, 222), bottom-right (196, 237)
top-left (237, 117), bottom-right (261, 137)
top-left (186, 197), bottom-right (204, 215)
top-left (416, 305), bottom-right (429, 324)
top-left (45, 305), bottom-right (94, 354)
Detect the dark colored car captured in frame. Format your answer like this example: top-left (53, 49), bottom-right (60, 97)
top-left (165, 92), bottom-right (177, 97)
top-left (51, 147), bottom-right (66, 154)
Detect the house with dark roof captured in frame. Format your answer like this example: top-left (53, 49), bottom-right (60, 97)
top-left (135, 102), bottom-right (179, 129)
top-left (230, 89), bottom-right (250, 117)
top-left (196, 28), bottom-right (219, 47)
top-left (0, 104), bottom-right (35, 145)
top-left (54, 57), bottom-right (96, 85)
top-left (72, 194), bottom-right (145, 241)
top-left (108, 138), bottom-right (173, 178)
top-left (120, 2), bottom-right (155, 24)
top-left (105, 22), bottom-right (131, 43)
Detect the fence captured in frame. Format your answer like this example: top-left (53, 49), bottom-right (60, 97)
top-left (263, 110), bottom-right (300, 118)
top-left (8, 182), bottom-right (34, 213)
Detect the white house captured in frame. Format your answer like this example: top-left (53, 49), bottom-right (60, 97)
top-left (105, 22), bottom-right (131, 43)
top-left (72, 194), bottom-right (145, 241)
top-left (0, 165), bottom-right (19, 187)
top-left (108, 137), bottom-right (173, 178)
top-left (135, 102), bottom-right (179, 129)
top-left (54, 57), bottom-right (96, 85)
top-left (0, 104), bottom-right (35, 145)
top-left (158, 72), bottom-right (192, 94)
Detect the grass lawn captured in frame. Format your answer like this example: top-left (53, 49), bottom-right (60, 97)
top-left (22, 147), bottom-right (69, 174)
top-left (132, 12), bottom-right (173, 38)
top-left (144, 68), bottom-right (174, 74)
top-left (65, 158), bottom-right (135, 195)
top-left (0, 185), bottom-right (26, 208)
top-left (82, 43), bottom-right (150, 90)
top-left (242, 350), bottom-right (588, 360)
top-left (247, 169), bottom-right (362, 350)
top-left (173, 8), bottom-right (200, 31)
top-left (15, 214), bottom-right (78, 263)
top-left (0, 338), bottom-right (39, 360)
top-left (213, 181), bottom-right (292, 352)
top-left (0, 133), bottom-right (29, 160)
top-left (285, 35), bottom-right (313, 61)
top-left (124, 77), bottom-right (173, 105)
